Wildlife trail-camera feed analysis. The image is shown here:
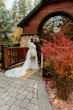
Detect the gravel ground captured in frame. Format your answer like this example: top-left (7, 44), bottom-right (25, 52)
top-left (45, 79), bottom-right (73, 110)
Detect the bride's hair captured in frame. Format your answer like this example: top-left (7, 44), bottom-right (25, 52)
top-left (31, 39), bottom-right (33, 42)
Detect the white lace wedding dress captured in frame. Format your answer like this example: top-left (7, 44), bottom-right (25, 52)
top-left (5, 42), bottom-right (39, 78)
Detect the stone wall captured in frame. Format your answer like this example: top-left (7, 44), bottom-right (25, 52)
top-left (20, 35), bottom-right (39, 47)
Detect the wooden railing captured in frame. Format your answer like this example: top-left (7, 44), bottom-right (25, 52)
top-left (1, 45), bottom-right (28, 70)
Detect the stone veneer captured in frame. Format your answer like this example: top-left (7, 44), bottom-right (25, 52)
top-left (20, 35), bottom-right (39, 47)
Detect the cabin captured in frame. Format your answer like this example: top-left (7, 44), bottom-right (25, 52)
top-left (17, 0), bottom-right (73, 41)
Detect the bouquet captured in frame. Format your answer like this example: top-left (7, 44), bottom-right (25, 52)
top-left (30, 54), bottom-right (35, 60)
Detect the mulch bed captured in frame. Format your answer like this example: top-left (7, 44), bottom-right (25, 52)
top-left (44, 78), bottom-right (73, 110)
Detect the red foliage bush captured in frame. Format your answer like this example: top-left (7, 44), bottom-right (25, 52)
top-left (41, 34), bottom-right (73, 76)
top-left (41, 33), bottom-right (73, 100)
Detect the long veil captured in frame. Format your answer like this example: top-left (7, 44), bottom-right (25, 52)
top-left (28, 39), bottom-right (31, 48)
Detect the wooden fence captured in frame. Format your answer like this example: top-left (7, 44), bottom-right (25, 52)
top-left (1, 45), bottom-right (28, 70)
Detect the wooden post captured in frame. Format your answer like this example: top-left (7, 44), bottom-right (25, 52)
top-left (1, 45), bottom-right (9, 70)
top-left (41, 53), bottom-right (43, 68)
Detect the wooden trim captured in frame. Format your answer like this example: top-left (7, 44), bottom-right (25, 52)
top-left (1, 45), bottom-right (9, 70)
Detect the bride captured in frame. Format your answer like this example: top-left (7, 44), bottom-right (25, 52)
top-left (5, 39), bottom-right (39, 77)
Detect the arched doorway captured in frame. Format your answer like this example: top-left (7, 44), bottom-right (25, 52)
top-left (38, 11), bottom-right (73, 41)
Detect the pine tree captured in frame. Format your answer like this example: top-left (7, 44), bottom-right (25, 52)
top-left (0, 0), bottom-right (14, 40)
top-left (17, 0), bottom-right (26, 20)
top-left (11, 0), bottom-right (18, 25)
top-left (34, 0), bottom-right (41, 7)
top-left (11, 0), bottom-right (26, 24)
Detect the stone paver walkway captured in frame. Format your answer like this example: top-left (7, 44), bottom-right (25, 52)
top-left (0, 69), bottom-right (52, 110)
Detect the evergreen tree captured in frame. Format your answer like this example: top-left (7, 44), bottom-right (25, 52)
top-left (17, 0), bottom-right (26, 20)
top-left (11, 0), bottom-right (26, 24)
top-left (11, 0), bottom-right (18, 25)
top-left (0, 0), bottom-right (14, 39)
top-left (34, 0), bottom-right (41, 7)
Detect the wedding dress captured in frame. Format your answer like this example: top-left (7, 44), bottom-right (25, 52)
top-left (5, 41), bottom-right (39, 77)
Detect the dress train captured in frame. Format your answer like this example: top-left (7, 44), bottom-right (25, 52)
top-left (5, 42), bottom-right (39, 78)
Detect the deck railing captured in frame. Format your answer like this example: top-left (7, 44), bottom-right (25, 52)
top-left (1, 45), bottom-right (28, 70)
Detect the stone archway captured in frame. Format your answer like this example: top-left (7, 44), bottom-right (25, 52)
top-left (38, 10), bottom-right (73, 41)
